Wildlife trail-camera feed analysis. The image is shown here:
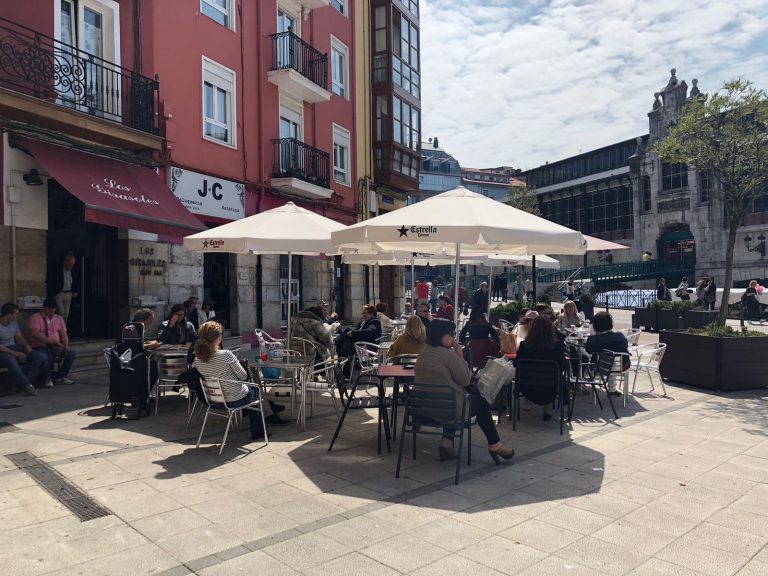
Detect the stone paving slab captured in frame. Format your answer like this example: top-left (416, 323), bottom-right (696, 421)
top-left (0, 326), bottom-right (766, 575)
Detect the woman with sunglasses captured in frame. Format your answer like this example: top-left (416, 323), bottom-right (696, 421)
top-left (414, 318), bottom-right (515, 464)
top-left (158, 303), bottom-right (198, 345)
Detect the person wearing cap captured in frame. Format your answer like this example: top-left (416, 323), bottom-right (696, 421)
top-left (318, 300), bottom-right (338, 324)
top-left (28, 297), bottom-right (77, 387)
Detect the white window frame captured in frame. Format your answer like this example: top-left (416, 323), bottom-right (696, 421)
top-left (200, 0), bottom-right (236, 31)
top-left (202, 57), bottom-right (237, 148)
top-left (332, 123), bottom-right (351, 187)
top-left (54, 0), bottom-right (121, 65)
top-left (330, 0), bottom-right (348, 16)
top-left (279, 94), bottom-right (304, 140)
top-left (330, 36), bottom-right (349, 100)
top-left (277, 2), bottom-right (300, 35)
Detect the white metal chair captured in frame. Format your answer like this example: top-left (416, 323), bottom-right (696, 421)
top-left (301, 357), bottom-right (348, 420)
top-left (631, 343), bottom-right (667, 396)
top-left (498, 319), bottom-right (515, 333)
top-left (619, 328), bottom-right (642, 346)
top-left (196, 376), bottom-right (268, 454)
top-left (350, 341), bottom-right (380, 384)
top-left (154, 352), bottom-right (189, 415)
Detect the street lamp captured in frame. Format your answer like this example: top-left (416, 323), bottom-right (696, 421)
top-left (744, 233), bottom-right (766, 258)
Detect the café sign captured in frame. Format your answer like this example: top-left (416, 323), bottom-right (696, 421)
top-left (169, 167), bottom-right (244, 220)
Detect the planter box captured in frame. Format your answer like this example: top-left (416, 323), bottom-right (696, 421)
top-left (682, 310), bottom-right (719, 329)
top-left (657, 309), bottom-right (682, 331)
top-left (632, 307), bottom-right (656, 331)
top-left (659, 330), bottom-right (768, 391)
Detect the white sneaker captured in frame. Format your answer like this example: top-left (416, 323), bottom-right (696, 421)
top-left (45, 377), bottom-right (54, 388)
top-left (56, 377), bottom-right (75, 385)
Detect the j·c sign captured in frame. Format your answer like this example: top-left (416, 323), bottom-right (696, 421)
top-left (169, 166), bottom-right (245, 220)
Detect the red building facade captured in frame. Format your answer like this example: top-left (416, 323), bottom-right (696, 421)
top-left (0, 0), bottom-right (359, 337)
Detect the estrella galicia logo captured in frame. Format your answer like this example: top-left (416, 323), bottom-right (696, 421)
top-left (202, 239), bottom-right (225, 249)
top-left (398, 226), bottom-right (437, 238)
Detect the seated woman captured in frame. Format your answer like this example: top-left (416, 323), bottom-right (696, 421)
top-left (433, 295), bottom-right (455, 320)
top-left (414, 319), bottom-right (514, 463)
top-left (514, 317), bottom-right (568, 421)
top-left (585, 312), bottom-right (630, 397)
top-left (741, 280), bottom-right (762, 321)
top-left (158, 304), bottom-right (198, 345)
top-left (511, 310), bottom-right (538, 349)
top-left (193, 321), bottom-right (271, 439)
top-left (459, 308), bottom-right (499, 343)
top-left (387, 315), bottom-right (426, 360)
top-left (375, 302), bottom-right (392, 329)
top-left (290, 306), bottom-right (334, 361)
top-left (555, 300), bottom-right (585, 333)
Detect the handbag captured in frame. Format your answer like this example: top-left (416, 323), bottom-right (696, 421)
top-left (475, 357), bottom-right (516, 405)
top-left (498, 325), bottom-right (517, 355)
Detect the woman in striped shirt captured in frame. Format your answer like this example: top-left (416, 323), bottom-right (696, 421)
top-left (193, 321), bottom-right (267, 440)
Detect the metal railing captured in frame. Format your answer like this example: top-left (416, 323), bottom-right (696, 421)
top-left (270, 30), bottom-right (328, 89)
top-left (0, 16), bottom-right (159, 135)
top-left (538, 259), bottom-right (696, 285)
top-left (592, 289), bottom-right (657, 309)
top-left (272, 137), bottom-right (330, 189)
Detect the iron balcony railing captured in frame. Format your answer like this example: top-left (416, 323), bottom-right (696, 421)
top-left (272, 137), bottom-right (330, 189)
top-left (593, 289), bottom-right (658, 309)
top-left (538, 259), bottom-right (696, 285)
top-left (270, 30), bottom-right (328, 90)
top-left (0, 16), bottom-right (159, 135)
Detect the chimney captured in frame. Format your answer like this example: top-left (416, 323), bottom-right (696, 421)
top-left (433, 137), bottom-right (439, 149)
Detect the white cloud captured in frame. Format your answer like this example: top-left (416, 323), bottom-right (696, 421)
top-left (420, 0), bottom-right (768, 170)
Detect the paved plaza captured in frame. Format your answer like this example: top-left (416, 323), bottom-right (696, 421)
top-left (1, 312), bottom-right (767, 576)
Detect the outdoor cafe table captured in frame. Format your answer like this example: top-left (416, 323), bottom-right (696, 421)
top-left (263, 354), bottom-right (314, 431)
top-left (328, 363), bottom-right (415, 455)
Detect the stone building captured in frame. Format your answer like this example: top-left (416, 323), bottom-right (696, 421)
top-left (525, 69), bottom-right (768, 285)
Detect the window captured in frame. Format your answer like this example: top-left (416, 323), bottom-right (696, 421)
top-left (375, 96), bottom-right (388, 142)
top-left (330, 0), bottom-right (346, 15)
top-left (392, 9), bottom-right (420, 98)
top-left (662, 162), bottom-right (688, 191)
top-left (699, 171), bottom-right (712, 203)
top-left (392, 96), bottom-right (420, 151)
top-left (642, 176), bottom-right (652, 212)
top-left (202, 57), bottom-right (236, 147)
top-left (201, 0), bottom-right (234, 29)
top-left (331, 37), bottom-right (349, 99)
top-left (333, 124), bottom-right (351, 186)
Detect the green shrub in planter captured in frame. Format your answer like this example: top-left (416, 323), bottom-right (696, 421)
top-left (490, 301), bottom-right (528, 325)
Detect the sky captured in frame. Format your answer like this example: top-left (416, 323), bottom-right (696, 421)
top-left (419, 0), bottom-right (768, 171)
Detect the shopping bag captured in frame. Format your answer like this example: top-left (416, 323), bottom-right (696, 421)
top-left (499, 325), bottom-right (517, 355)
top-left (476, 358), bottom-right (516, 405)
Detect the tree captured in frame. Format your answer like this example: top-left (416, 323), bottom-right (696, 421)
top-left (655, 78), bottom-right (768, 325)
top-left (506, 185), bottom-right (541, 216)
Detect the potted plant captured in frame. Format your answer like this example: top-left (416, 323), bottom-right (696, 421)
top-left (632, 303), bottom-right (657, 331)
top-left (660, 324), bottom-right (768, 390)
top-left (489, 301), bottom-right (527, 326)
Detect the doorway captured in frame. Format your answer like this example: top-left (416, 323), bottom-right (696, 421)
top-left (47, 180), bottom-right (125, 338)
top-left (203, 252), bottom-right (232, 328)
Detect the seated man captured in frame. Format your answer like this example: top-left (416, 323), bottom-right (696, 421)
top-left (28, 298), bottom-right (77, 387)
top-left (0, 303), bottom-right (47, 395)
top-left (585, 311), bottom-right (630, 397)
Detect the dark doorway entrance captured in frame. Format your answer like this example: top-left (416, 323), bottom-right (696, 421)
top-left (47, 181), bottom-right (125, 338)
top-left (378, 266), bottom-right (396, 317)
top-left (203, 252), bottom-right (232, 328)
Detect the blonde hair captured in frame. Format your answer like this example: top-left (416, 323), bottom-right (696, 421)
top-left (194, 320), bottom-right (223, 362)
top-left (563, 300), bottom-right (577, 314)
top-left (404, 315), bottom-right (426, 342)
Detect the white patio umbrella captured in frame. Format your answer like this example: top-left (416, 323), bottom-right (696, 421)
top-left (184, 202), bottom-right (346, 343)
top-left (332, 187), bottom-right (586, 321)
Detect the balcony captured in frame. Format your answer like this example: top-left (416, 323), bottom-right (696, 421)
top-left (271, 137), bottom-right (332, 200)
top-left (0, 16), bottom-right (161, 151)
top-left (267, 31), bottom-right (331, 104)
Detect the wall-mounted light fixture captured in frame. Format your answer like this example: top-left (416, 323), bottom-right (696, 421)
top-left (22, 169), bottom-right (43, 186)
top-left (744, 233), bottom-right (766, 258)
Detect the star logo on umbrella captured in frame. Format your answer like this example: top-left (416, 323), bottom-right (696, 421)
top-left (398, 226), bottom-right (409, 237)
top-left (202, 239), bottom-right (210, 248)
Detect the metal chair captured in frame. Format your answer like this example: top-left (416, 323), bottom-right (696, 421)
top-left (195, 377), bottom-right (268, 454)
top-left (498, 319), bottom-right (515, 333)
top-left (512, 359), bottom-right (567, 435)
top-left (301, 357), bottom-right (348, 420)
top-left (395, 382), bottom-right (474, 485)
top-left (631, 343), bottom-right (667, 396)
top-left (153, 352), bottom-right (189, 415)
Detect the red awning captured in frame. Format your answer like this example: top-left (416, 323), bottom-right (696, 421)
top-left (22, 138), bottom-right (204, 238)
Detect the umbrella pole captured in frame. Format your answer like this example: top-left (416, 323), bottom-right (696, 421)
top-left (532, 255), bottom-right (537, 303)
top-left (411, 259), bottom-right (415, 313)
top-left (454, 243), bottom-right (461, 323)
top-left (488, 265), bottom-right (493, 313)
top-left (287, 251), bottom-right (293, 347)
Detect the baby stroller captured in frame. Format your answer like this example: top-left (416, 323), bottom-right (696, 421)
top-left (106, 322), bottom-right (153, 419)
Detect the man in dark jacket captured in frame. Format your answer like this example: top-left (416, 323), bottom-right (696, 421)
top-left (471, 282), bottom-right (489, 314)
top-left (585, 312), bottom-right (630, 397)
top-left (336, 304), bottom-right (382, 357)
